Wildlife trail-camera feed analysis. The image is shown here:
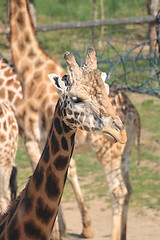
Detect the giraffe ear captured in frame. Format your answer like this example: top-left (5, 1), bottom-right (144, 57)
top-left (101, 72), bottom-right (107, 82)
top-left (48, 73), bottom-right (66, 95)
top-left (105, 83), bottom-right (110, 96)
top-left (101, 72), bottom-right (109, 96)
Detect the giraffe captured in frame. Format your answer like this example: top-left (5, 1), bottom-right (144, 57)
top-left (9, 0), bottom-right (140, 239)
top-left (0, 55), bottom-right (23, 215)
top-left (0, 100), bottom-right (18, 215)
top-left (64, 88), bottom-right (141, 239)
top-left (0, 48), bottom-right (127, 240)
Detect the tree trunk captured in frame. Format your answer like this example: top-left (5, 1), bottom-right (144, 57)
top-left (147, 0), bottom-right (159, 39)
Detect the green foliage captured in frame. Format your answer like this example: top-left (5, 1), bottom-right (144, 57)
top-left (35, 0), bottom-right (93, 22)
top-left (15, 137), bottom-right (32, 191)
top-left (35, 0), bottom-right (146, 21)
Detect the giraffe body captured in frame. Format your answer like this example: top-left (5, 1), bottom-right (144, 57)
top-left (0, 55), bottom-right (21, 215)
top-left (65, 89), bottom-right (141, 239)
top-left (0, 49), bottom-right (126, 240)
top-left (0, 101), bottom-right (18, 215)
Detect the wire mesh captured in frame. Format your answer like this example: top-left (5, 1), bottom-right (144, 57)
top-left (71, 26), bottom-right (160, 98)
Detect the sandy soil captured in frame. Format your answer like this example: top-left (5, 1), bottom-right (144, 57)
top-left (61, 197), bottom-right (160, 240)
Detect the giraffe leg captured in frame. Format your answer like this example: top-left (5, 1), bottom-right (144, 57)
top-left (120, 116), bottom-right (137, 240)
top-left (105, 157), bottom-right (127, 240)
top-left (0, 102), bottom-right (19, 215)
top-left (9, 165), bottom-right (18, 200)
top-left (0, 165), bottom-right (12, 215)
top-left (120, 157), bottom-right (132, 240)
top-left (50, 217), bottom-right (60, 240)
top-left (58, 204), bottom-right (66, 236)
top-left (89, 133), bottom-right (127, 240)
top-left (67, 158), bottom-right (94, 238)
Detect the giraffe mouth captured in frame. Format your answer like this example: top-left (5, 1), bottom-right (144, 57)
top-left (103, 132), bottom-right (117, 143)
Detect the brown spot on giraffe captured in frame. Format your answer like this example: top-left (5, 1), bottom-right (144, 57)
top-left (19, 60), bottom-right (32, 79)
top-left (16, 11), bottom-right (24, 28)
top-left (34, 83), bottom-right (47, 100)
top-left (3, 120), bottom-right (7, 131)
top-left (6, 79), bottom-right (14, 86)
top-left (1, 134), bottom-right (6, 142)
top-left (8, 90), bottom-right (15, 102)
top-left (24, 31), bottom-right (31, 43)
top-left (8, 115), bottom-right (14, 125)
top-left (0, 88), bottom-right (5, 99)
top-left (4, 69), bottom-right (13, 77)
top-left (34, 59), bottom-right (44, 68)
top-left (0, 78), bottom-right (4, 85)
top-left (46, 105), bottom-right (53, 118)
top-left (29, 103), bottom-right (38, 113)
top-left (28, 47), bottom-right (36, 59)
top-left (27, 80), bottom-right (37, 98)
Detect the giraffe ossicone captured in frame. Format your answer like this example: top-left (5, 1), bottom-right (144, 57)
top-left (49, 49), bottom-right (127, 144)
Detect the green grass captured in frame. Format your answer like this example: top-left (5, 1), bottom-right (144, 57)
top-left (135, 99), bottom-right (160, 133)
top-left (34, 0), bottom-right (146, 21)
top-left (15, 138), bottom-right (32, 191)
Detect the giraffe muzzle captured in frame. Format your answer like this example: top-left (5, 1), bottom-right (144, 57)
top-left (102, 126), bottom-right (127, 144)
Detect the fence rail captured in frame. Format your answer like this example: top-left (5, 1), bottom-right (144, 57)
top-left (0, 15), bottom-right (155, 35)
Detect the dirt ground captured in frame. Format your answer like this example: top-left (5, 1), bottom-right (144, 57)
top-left (61, 197), bottom-right (160, 240)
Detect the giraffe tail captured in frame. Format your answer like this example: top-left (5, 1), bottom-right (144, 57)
top-left (135, 110), bottom-right (141, 166)
top-left (9, 166), bottom-right (18, 200)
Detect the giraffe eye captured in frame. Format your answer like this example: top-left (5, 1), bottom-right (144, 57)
top-left (71, 96), bottom-right (83, 104)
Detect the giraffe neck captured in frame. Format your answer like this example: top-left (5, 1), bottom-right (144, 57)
top-left (0, 100), bottom-right (76, 240)
top-left (10, 0), bottom-right (65, 83)
top-left (10, 0), bottom-right (41, 72)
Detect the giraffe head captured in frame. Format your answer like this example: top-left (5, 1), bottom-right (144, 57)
top-left (48, 48), bottom-right (127, 144)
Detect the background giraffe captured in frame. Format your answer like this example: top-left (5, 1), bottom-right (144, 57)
top-left (0, 101), bottom-right (18, 215)
top-left (64, 88), bottom-right (140, 239)
top-left (9, 0), bottom-right (141, 239)
top-left (0, 54), bottom-right (23, 215)
top-left (0, 48), bottom-right (127, 240)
